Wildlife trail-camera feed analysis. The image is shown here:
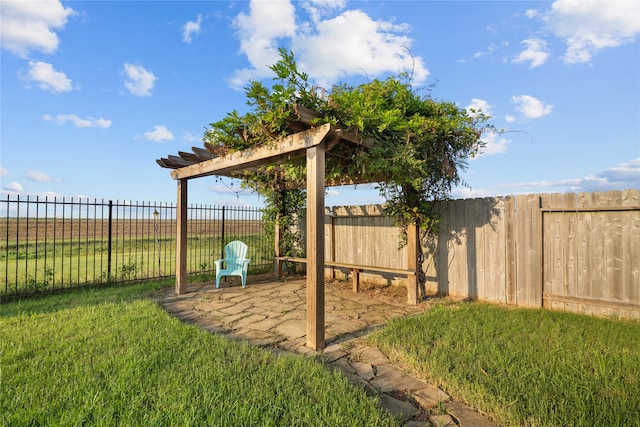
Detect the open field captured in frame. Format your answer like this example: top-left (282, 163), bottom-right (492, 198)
top-left (1, 217), bottom-right (272, 296)
top-left (1, 218), bottom-right (262, 241)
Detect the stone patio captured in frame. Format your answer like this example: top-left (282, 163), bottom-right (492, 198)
top-left (161, 276), bottom-right (495, 427)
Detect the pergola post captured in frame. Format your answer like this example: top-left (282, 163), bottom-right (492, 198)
top-left (406, 222), bottom-right (419, 305)
top-left (274, 191), bottom-right (284, 279)
top-left (176, 178), bottom-right (188, 295)
top-left (306, 142), bottom-right (325, 350)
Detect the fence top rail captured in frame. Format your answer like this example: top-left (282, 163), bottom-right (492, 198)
top-left (541, 206), bottom-right (640, 213)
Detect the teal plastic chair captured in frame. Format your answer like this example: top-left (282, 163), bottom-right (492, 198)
top-left (215, 240), bottom-right (251, 288)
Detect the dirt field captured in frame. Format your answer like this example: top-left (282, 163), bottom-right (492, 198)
top-left (1, 219), bottom-right (263, 243)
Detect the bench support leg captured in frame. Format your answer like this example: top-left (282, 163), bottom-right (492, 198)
top-left (352, 269), bottom-right (362, 293)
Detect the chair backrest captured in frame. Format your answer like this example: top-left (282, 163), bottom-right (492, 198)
top-left (225, 240), bottom-right (247, 259)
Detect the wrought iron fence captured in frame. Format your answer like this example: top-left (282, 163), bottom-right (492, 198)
top-left (1, 195), bottom-right (272, 298)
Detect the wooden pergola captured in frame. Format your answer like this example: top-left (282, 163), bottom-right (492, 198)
top-left (158, 120), bottom-right (420, 350)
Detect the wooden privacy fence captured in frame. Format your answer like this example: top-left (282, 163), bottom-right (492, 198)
top-left (322, 190), bottom-right (640, 319)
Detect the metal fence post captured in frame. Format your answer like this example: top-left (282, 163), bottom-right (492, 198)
top-left (220, 206), bottom-right (226, 259)
top-left (107, 200), bottom-right (113, 281)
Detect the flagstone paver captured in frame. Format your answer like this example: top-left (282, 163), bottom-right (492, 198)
top-left (161, 277), bottom-right (495, 427)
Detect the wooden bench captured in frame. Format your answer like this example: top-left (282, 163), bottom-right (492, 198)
top-left (275, 256), bottom-right (415, 293)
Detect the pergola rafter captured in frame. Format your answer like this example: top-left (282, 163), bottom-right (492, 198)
top-left (158, 121), bottom-right (419, 350)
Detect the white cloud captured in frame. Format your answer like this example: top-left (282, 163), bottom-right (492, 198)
top-left (295, 10), bottom-right (429, 88)
top-left (512, 38), bottom-right (549, 68)
top-left (182, 14), bottom-right (202, 43)
top-left (302, 0), bottom-right (347, 24)
top-left (0, 167), bottom-right (8, 177)
top-left (21, 61), bottom-right (72, 93)
top-left (230, 0), bottom-right (297, 87)
top-left (43, 113), bottom-right (112, 128)
top-left (144, 125), bottom-right (174, 142)
top-left (478, 130), bottom-right (510, 157)
top-left (525, 9), bottom-right (539, 18)
top-left (0, 0), bottom-right (75, 57)
top-left (473, 44), bottom-right (497, 59)
top-left (466, 98), bottom-right (493, 117)
top-left (459, 158), bottom-right (640, 197)
top-left (3, 181), bottom-right (23, 192)
top-left (124, 63), bottom-right (157, 97)
top-left (182, 132), bottom-right (198, 143)
top-left (512, 95), bottom-right (553, 119)
top-left (26, 170), bottom-right (59, 183)
top-left (229, 1), bottom-right (429, 89)
top-left (544, 0), bottom-right (640, 64)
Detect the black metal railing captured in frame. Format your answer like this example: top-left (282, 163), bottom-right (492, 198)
top-left (1, 195), bottom-right (272, 298)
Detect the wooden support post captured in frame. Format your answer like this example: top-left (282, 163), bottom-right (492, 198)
top-left (176, 178), bottom-right (188, 295)
top-left (406, 222), bottom-right (419, 305)
top-left (274, 191), bottom-right (284, 279)
top-left (352, 269), bottom-right (362, 293)
top-left (306, 142), bottom-right (325, 350)
top-left (274, 222), bottom-right (283, 279)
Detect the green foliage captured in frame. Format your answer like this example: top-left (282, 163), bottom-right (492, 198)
top-left (205, 48), bottom-right (490, 224)
top-left (262, 189), bottom-right (306, 267)
top-left (204, 49), bottom-right (492, 283)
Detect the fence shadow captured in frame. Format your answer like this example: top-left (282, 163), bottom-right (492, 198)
top-left (427, 197), bottom-right (504, 299)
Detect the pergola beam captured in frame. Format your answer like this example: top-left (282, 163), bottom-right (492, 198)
top-left (170, 124), bottom-right (332, 180)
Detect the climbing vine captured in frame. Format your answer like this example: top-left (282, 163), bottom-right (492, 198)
top-left (204, 48), bottom-right (492, 290)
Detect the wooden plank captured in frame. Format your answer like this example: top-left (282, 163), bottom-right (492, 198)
top-left (622, 190), bottom-right (640, 306)
top-left (576, 192), bottom-right (593, 316)
top-left (274, 196), bottom-right (283, 279)
top-left (564, 193), bottom-right (578, 313)
top-left (541, 194), bottom-right (554, 309)
top-left (275, 257), bottom-right (415, 276)
top-left (465, 198), bottom-right (479, 299)
top-left (176, 179), bottom-right (188, 295)
top-left (493, 197), bottom-right (507, 303)
top-left (505, 196), bottom-right (517, 305)
top-left (191, 146), bottom-right (216, 160)
top-left (171, 123), bottom-right (332, 180)
top-left (156, 159), bottom-right (173, 169)
top-left (450, 199), bottom-right (467, 297)
top-left (515, 194), bottom-right (542, 307)
top-left (178, 151), bottom-right (200, 163)
top-left (543, 293), bottom-right (640, 313)
top-left (608, 191), bottom-right (623, 303)
top-left (306, 143), bottom-right (325, 350)
top-left (436, 201), bottom-right (452, 296)
top-left (406, 223), bottom-right (419, 305)
top-left (168, 155), bottom-right (196, 166)
top-left (477, 198), bottom-right (489, 301)
top-left (590, 192), bottom-right (608, 316)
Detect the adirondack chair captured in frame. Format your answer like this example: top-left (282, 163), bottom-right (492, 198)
top-left (215, 240), bottom-right (251, 288)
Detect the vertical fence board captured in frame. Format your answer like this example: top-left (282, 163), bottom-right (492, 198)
top-left (623, 190), bottom-right (640, 311)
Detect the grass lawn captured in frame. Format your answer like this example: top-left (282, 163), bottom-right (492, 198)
top-left (368, 301), bottom-right (640, 427)
top-left (1, 281), bottom-right (399, 426)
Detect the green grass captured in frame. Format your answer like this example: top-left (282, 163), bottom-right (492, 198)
top-left (369, 301), bottom-right (640, 427)
top-left (1, 281), bottom-right (399, 426)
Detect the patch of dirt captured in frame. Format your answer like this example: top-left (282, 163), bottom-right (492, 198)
top-left (326, 278), bottom-right (420, 307)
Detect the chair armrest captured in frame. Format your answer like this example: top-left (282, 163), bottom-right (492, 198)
top-left (215, 259), bottom-right (224, 269)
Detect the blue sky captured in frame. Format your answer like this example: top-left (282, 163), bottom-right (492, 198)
top-left (1, 0), bottom-right (639, 208)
